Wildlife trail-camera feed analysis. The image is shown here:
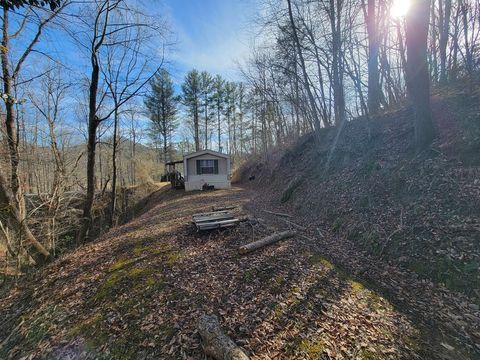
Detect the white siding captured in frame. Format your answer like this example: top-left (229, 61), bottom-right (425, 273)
top-left (184, 153), bottom-right (231, 191)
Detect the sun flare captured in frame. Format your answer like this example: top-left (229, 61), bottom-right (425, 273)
top-left (391, 0), bottom-right (411, 19)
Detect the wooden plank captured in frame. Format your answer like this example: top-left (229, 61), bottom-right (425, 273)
top-left (198, 223), bottom-right (239, 231)
top-left (197, 219), bottom-right (241, 230)
top-left (194, 214), bottom-right (235, 223)
top-left (193, 210), bottom-right (231, 218)
top-left (212, 205), bottom-right (237, 212)
top-left (198, 219), bottom-right (240, 227)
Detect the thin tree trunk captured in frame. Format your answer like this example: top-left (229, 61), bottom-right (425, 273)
top-left (364, 0), bottom-right (381, 114)
top-left (77, 52), bottom-right (100, 243)
top-left (406, 0), bottom-right (435, 149)
top-left (109, 106), bottom-right (119, 227)
top-left (1, 6), bottom-right (20, 201)
top-left (439, 0), bottom-right (452, 83)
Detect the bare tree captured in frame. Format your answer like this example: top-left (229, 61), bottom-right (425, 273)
top-left (74, 0), bottom-right (168, 242)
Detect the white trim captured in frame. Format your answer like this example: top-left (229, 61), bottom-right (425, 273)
top-left (183, 149), bottom-right (229, 160)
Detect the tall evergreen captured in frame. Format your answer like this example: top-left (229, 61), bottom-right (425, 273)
top-left (200, 71), bottom-right (214, 149)
top-left (182, 69), bottom-right (202, 151)
top-left (212, 75), bottom-right (225, 152)
top-left (144, 69), bottom-right (178, 166)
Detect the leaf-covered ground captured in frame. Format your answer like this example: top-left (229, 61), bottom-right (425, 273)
top-left (236, 88), bottom-right (480, 358)
top-left (1, 186), bottom-right (432, 359)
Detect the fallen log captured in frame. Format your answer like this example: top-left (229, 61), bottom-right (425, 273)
top-left (262, 210), bottom-right (293, 218)
top-left (198, 314), bottom-right (249, 360)
top-left (238, 230), bottom-right (296, 255)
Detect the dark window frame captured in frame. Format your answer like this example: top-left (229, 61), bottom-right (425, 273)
top-left (196, 159), bottom-right (219, 175)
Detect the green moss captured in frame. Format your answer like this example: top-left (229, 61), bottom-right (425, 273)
top-left (359, 348), bottom-right (381, 359)
top-left (273, 304), bottom-right (284, 318)
top-left (351, 280), bottom-right (365, 292)
top-left (109, 258), bottom-right (133, 272)
top-left (133, 244), bottom-right (149, 255)
top-left (319, 258), bottom-right (334, 269)
top-left (93, 272), bottom-right (122, 301)
top-left (366, 292), bottom-right (391, 312)
top-left (145, 276), bottom-right (156, 287)
top-left (128, 267), bottom-right (152, 278)
top-left (298, 338), bottom-right (328, 358)
top-left (150, 243), bottom-right (174, 255)
top-left (165, 252), bottom-right (182, 267)
top-left (69, 313), bottom-right (104, 337)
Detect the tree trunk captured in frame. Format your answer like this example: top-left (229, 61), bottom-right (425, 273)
top-left (77, 54), bottom-right (100, 243)
top-left (0, 174), bottom-right (51, 265)
top-left (109, 106), bottom-right (119, 227)
top-left (365, 0), bottom-right (381, 114)
top-left (198, 314), bottom-right (250, 360)
top-left (406, 0), bottom-right (435, 149)
top-left (217, 103), bottom-right (222, 152)
top-left (439, 0), bottom-right (452, 83)
top-left (330, 0), bottom-right (346, 126)
top-left (194, 102), bottom-right (200, 151)
top-left (1, 6), bottom-right (20, 201)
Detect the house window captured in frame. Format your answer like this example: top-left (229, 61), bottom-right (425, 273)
top-left (197, 159), bottom-right (218, 175)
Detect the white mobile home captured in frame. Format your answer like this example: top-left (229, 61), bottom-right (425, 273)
top-left (183, 150), bottom-right (231, 191)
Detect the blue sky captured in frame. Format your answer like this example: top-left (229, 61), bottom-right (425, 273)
top-left (161, 0), bottom-right (259, 83)
top-left (9, 0), bottom-right (260, 144)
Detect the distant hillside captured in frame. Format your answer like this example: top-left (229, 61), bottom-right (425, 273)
top-left (237, 83), bottom-right (480, 301)
top-left (0, 137), bottom-right (184, 195)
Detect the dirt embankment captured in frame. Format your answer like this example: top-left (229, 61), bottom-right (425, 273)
top-left (236, 88), bottom-right (480, 356)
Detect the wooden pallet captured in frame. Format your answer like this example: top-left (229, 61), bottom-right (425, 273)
top-left (193, 211), bottom-right (242, 231)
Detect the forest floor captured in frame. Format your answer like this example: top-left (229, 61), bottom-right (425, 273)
top-left (0, 184), bottom-right (451, 360)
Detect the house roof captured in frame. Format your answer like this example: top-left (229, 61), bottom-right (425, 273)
top-left (165, 160), bottom-right (184, 166)
top-left (183, 149), bottom-right (230, 160)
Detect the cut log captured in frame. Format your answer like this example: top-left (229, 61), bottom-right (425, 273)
top-left (198, 314), bottom-right (249, 360)
top-left (238, 230), bottom-right (296, 255)
top-left (262, 210), bottom-right (293, 218)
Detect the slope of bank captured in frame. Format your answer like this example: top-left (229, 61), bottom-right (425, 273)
top-left (236, 86), bottom-right (480, 355)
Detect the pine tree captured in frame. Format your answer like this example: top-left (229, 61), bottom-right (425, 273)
top-left (182, 69), bottom-right (202, 151)
top-left (212, 75), bottom-right (225, 152)
top-left (200, 71), bottom-right (214, 149)
top-left (144, 69), bottom-right (178, 167)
